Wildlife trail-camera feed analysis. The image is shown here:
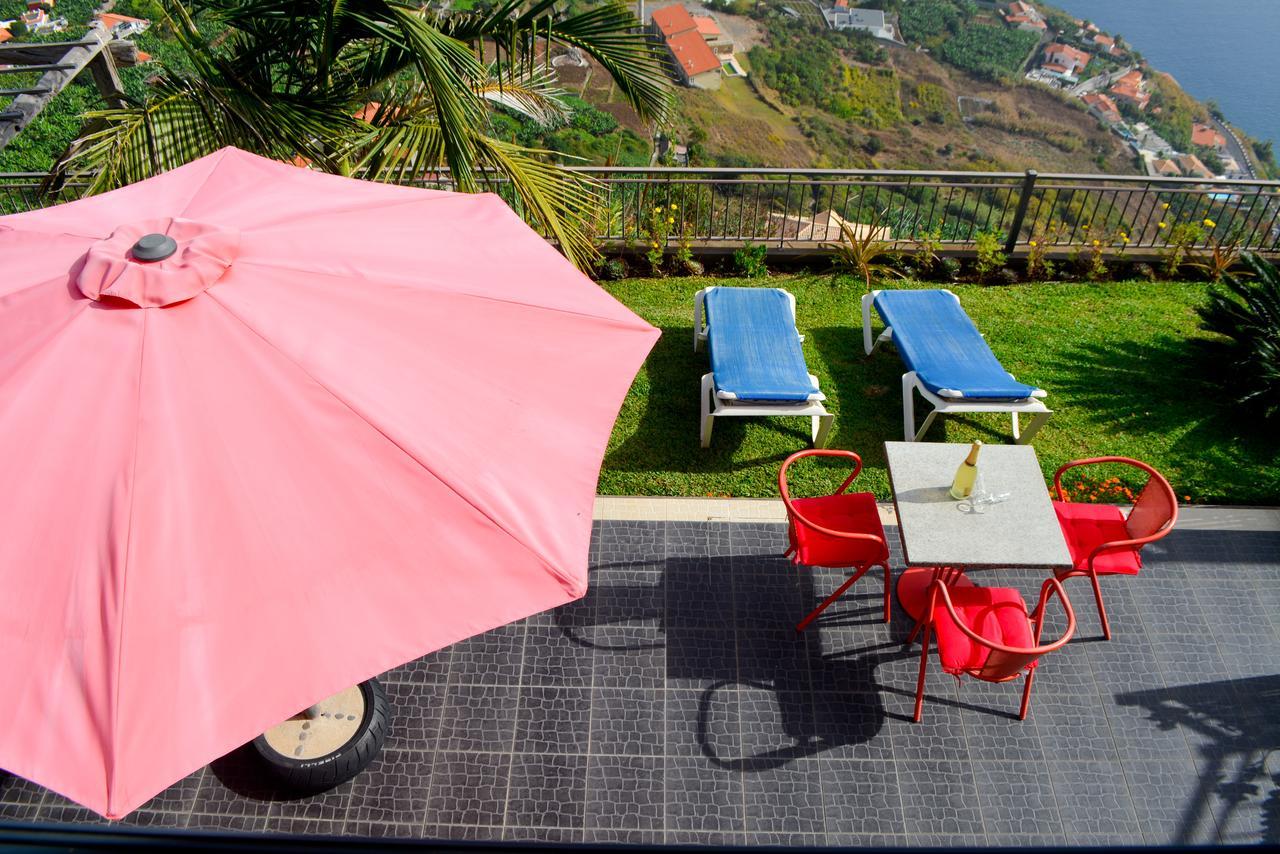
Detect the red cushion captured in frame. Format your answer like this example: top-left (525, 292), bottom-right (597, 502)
top-left (932, 586), bottom-right (1034, 677)
top-left (787, 491), bottom-right (887, 568)
top-left (1053, 500), bottom-right (1142, 576)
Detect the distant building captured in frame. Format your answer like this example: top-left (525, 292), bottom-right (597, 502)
top-left (650, 5), bottom-right (722, 89)
top-left (1173, 153), bottom-right (1213, 179)
top-left (1004, 1), bottom-right (1047, 32)
top-left (95, 12), bottom-right (150, 38)
top-left (692, 15), bottom-right (734, 57)
top-left (1108, 69), bottom-right (1150, 111)
top-left (1040, 43), bottom-right (1091, 81)
top-left (1150, 157), bottom-right (1182, 178)
top-left (1091, 33), bottom-right (1121, 55)
top-left (823, 8), bottom-right (896, 41)
top-left (1082, 92), bottom-right (1122, 125)
top-left (1191, 122), bottom-right (1228, 152)
top-left (768, 209), bottom-right (892, 243)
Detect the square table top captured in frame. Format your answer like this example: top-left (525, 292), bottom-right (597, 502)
top-left (884, 441), bottom-right (1073, 570)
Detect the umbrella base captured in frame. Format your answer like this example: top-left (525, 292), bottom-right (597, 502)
top-left (252, 678), bottom-right (390, 791)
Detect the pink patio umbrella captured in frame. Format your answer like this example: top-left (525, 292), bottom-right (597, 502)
top-left (0, 148), bottom-right (657, 819)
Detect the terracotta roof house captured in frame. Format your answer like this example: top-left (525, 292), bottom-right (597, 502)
top-left (649, 5), bottom-right (722, 89)
top-left (1005, 1), bottom-right (1047, 32)
top-left (1151, 158), bottom-right (1182, 178)
top-left (693, 15), bottom-right (735, 56)
top-left (1192, 122), bottom-right (1228, 151)
top-left (1041, 43), bottom-right (1091, 79)
top-left (1174, 153), bottom-right (1214, 179)
top-left (1109, 69), bottom-right (1150, 110)
top-left (96, 12), bottom-right (150, 37)
top-left (1082, 92), bottom-right (1122, 124)
top-left (1091, 33), bottom-right (1120, 54)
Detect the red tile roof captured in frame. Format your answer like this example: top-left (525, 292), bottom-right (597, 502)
top-left (693, 15), bottom-right (721, 38)
top-left (666, 29), bottom-right (721, 77)
top-left (1043, 43), bottom-right (1091, 72)
top-left (651, 4), bottom-right (697, 38)
top-left (97, 12), bottom-right (149, 30)
top-left (1192, 122), bottom-right (1226, 149)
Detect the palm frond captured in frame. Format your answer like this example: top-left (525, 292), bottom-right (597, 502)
top-left (477, 63), bottom-right (571, 127)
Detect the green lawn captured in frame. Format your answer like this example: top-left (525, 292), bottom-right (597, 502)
top-left (598, 275), bottom-right (1280, 505)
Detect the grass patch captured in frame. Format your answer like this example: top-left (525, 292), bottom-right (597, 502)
top-left (598, 275), bottom-right (1280, 505)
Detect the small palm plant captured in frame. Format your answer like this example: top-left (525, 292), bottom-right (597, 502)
top-left (825, 211), bottom-right (902, 293)
top-left (1197, 253), bottom-right (1280, 421)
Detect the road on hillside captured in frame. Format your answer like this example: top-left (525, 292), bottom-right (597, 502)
top-left (1210, 115), bottom-right (1257, 179)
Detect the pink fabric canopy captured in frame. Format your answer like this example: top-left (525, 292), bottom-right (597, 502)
top-left (0, 148), bottom-right (657, 818)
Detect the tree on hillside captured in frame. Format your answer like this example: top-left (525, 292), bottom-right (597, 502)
top-left (48, 0), bottom-right (671, 267)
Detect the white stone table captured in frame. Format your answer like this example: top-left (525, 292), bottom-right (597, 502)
top-left (884, 441), bottom-right (1072, 620)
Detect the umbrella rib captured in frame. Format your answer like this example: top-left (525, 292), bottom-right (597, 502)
top-left (231, 257), bottom-right (654, 332)
top-left (203, 291), bottom-right (579, 593)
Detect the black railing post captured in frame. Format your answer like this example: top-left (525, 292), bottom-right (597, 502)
top-left (1004, 169), bottom-right (1038, 254)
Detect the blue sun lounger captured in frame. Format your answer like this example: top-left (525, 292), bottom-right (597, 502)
top-left (862, 289), bottom-right (1052, 443)
top-left (695, 286), bottom-right (833, 448)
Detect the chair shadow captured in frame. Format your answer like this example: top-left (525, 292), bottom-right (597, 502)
top-left (1117, 675), bottom-right (1280, 844)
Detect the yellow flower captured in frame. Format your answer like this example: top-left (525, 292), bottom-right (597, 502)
top-left (671, 204), bottom-right (679, 210)
top-left (651, 241), bottom-right (659, 248)
top-left (1092, 240), bottom-right (1100, 246)
top-left (653, 206), bottom-right (663, 213)
top-left (668, 217), bottom-right (675, 224)
top-left (1203, 218), bottom-right (1216, 227)
top-left (1161, 202), bottom-right (1170, 210)
top-left (1158, 221), bottom-right (1167, 229)
top-left (1029, 240), bottom-right (1038, 247)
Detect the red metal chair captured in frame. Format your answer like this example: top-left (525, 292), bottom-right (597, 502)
top-left (779, 449), bottom-right (891, 632)
top-left (1052, 457), bottom-right (1178, 640)
top-left (913, 578), bottom-right (1075, 722)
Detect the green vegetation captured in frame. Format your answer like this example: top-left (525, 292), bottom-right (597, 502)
top-left (748, 25), bottom-right (900, 129)
top-left (598, 276), bottom-right (1278, 503)
top-left (1141, 73), bottom-right (1202, 153)
top-left (896, 0), bottom-right (975, 46)
top-left (1198, 254), bottom-right (1280, 422)
top-left (938, 24), bottom-right (1040, 80)
top-left (490, 96), bottom-right (649, 167)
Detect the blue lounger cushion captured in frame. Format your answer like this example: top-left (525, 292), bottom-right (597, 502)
top-left (872, 289), bottom-right (1038, 400)
top-left (706, 287), bottom-right (817, 402)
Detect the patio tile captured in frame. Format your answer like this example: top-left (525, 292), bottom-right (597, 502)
top-left (589, 687), bottom-right (664, 756)
top-left (428, 823), bottom-right (503, 841)
top-left (423, 751), bottom-right (510, 828)
top-left (504, 753), bottom-right (586, 831)
top-left (503, 825), bottom-right (583, 843)
top-left (343, 821), bottom-right (422, 839)
top-left (1122, 756), bottom-right (1220, 845)
top-left (665, 686), bottom-right (741, 759)
top-left (809, 694), bottom-right (895, 761)
top-left (436, 684), bottom-right (520, 753)
top-left (521, 624), bottom-right (595, 686)
top-left (344, 749), bottom-right (431, 827)
top-left (0, 774), bottom-right (45, 822)
top-left (1047, 758), bottom-right (1144, 843)
top-left (384, 649), bottom-right (450, 685)
top-left (731, 521), bottom-right (789, 557)
top-left (383, 681), bottom-right (446, 752)
top-left (738, 685), bottom-right (819, 762)
top-left (594, 568), bottom-right (665, 629)
top-left (742, 758), bottom-right (825, 834)
top-left (895, 759), bottom-right (985, 837)
top-left (446, 623), bottom-right (525, 686)
top-left (594, 520), bottom-right (664, 570)
top-left (820, 758), bottom-right (905, 836)
top-left (664, 756), bottom-right (743, 833)
top-left (666, 626), bottom-right (737, 689)
top-left (969, 759), bottom-right (1064, 843)
top-left (513, 686), bottom-right (591, 755)
top-left (666, 521), bottom-right (733, 558)
top-left (583, 756), bottom-right (663, 833)
top-left (665, 558), bottom-right (735, 630)
top-left (590, 624), bottom-right (665, 688)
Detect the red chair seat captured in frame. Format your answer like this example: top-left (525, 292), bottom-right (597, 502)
top-left (1053, 500), bottom-right (1142, 576)
top-left (789, 492), bottom-right (887, 567)
top-left (933, 586), bottom-right (1034, 678)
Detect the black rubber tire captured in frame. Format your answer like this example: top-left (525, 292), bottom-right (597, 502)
top-left (252, 678), bottom-right (391, 792)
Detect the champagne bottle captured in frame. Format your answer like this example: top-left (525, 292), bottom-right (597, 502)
top-left (949, 440), bottom-right (983, 500)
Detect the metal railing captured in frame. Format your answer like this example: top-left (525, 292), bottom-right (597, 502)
top-left (4, 167), bottom-right (1278, 255)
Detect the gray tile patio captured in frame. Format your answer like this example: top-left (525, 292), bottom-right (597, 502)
top-left (2, 519), bottom-right (1277, 846)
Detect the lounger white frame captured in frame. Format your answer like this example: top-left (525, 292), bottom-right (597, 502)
top-left (695, 286), bottom-right (833, 449)
top-left (861, 290), bottom-right (1052, 444)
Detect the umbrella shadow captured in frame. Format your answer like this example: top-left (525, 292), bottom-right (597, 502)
top-left (557, 552), bottom-right (917, 770)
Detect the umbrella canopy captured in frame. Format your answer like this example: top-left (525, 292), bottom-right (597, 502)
top-left (0, 148), bottom-right (657, 818)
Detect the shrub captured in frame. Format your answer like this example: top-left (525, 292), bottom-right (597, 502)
top-left (1197, 253), bottom-right (1280, 421)
top-left (594, 256), bottom-right (628, 281)
top-left (825, 214), bottom-right (902, 293)
top-left (733, 242), bottom-right (769, 278)
top-left (973, 231), bottom-right (1007, 279)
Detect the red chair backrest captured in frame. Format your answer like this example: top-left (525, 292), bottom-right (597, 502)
top-left (931, 578), bottom-right (1076, 683)
top-left (1126, 472), bottom-right (1178, 541)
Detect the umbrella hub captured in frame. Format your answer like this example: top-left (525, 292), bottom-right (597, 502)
top-left (76, 218), bottom-right (241, 308)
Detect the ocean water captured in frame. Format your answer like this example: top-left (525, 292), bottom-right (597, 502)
top-left (1054, 0), bottom-right (1278, 146)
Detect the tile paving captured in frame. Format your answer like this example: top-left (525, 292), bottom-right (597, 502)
top-left (2, 519), bottom-right (1278, 846)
